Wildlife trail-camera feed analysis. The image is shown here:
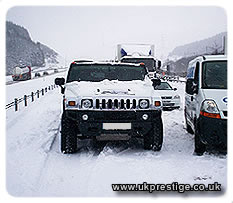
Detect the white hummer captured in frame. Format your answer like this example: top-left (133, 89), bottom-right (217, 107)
top-left (184, 55), bottom-right (227, 155)
top-left (55, 61), bottom-right (163, 154)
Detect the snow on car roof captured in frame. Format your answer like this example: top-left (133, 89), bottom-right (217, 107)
top-left (71, 61), bottom-right (142, 67)
top-left (189, 55), bottom-right (227, 65)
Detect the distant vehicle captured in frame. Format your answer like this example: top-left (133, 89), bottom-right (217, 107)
top-left (179, 77), bottom-right (186, 83)
top-left (185, 55), bottom-right (227, 155)
top-left (35, 72), bottom-right (41, 77)
top-left (174, 76), bottom-right (179, 82)
top-left (54, 69), bottom-right (59, 73)
top-left (154, 81), bottom-right (180, 110)
top-left (12, 66), bottom-right (31, 81)
top-left (43, 71), bottom-right (49, 76)
top-left (116, 44), bottom-right (161, 78)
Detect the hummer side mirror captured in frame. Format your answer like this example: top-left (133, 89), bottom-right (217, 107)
top-left (55, 77), bottom-right (65, 94)
top-left (173, 88), bottom-right (177, 91)
top-left (55, 77), bottom-right (65, 86)
top-left (151, 78), bottom-right (161, 87)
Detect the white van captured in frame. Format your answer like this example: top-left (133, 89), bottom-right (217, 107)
top-left (184, 55), bottom-right (227, 155)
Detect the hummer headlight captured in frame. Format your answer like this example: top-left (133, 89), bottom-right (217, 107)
top-left (82, 99), bottom-right (93, 108)
top-left (139, 99), bottom-right (149, 109)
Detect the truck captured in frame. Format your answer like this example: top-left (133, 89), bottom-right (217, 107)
top-left (184, 55), bottom-right (227, 155)
top-left (116, 44), bottom-right (161, 78)
top-left (12, 66), bottom-right (31, 81)
top-left (55, 61), bottom-right (163, 154)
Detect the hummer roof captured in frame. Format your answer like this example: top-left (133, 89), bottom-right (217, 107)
top-left (71, 60), bottom-right (144, 67)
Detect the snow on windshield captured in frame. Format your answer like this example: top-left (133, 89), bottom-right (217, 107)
top-left (67, 64), bottom-right (146, 82)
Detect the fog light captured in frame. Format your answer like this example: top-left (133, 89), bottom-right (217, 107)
top-left (142, 114), bottom-right (148, 120)
top-left (82, 114), bottom-right (88, 120)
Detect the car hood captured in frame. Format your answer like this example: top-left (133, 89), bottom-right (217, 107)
top-left (154, 90), bottom-right (178, 97)
top-left (65, 79), bottom-right (155, 98)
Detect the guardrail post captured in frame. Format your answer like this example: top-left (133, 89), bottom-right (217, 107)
top-left (42, 89), bottom-right (44, 96)
top-left (37, 90), bottom-right (40, 98)
top-left (45, 87), bottom-right (47, 93)
top-left (51, 85), bottom-right (53, 90)
top-left (31, 92), bottom-right (34, 102)
top-left (48, 86), bottom-right (50, 91)
top-left (14, 98), bottom-right (18, 111)
top-left (24, 95), bottom-right (27, 106)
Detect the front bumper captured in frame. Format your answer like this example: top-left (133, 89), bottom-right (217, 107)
top-left (198, 115), bottom-right (227, 148)
top-left (64, 110), bottom-right (162, 136)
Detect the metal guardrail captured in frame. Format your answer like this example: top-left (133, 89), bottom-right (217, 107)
top-left (6, 84), bottom-right (58, 111)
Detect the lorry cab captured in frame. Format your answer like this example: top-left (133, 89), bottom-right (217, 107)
top-left (184, 55), bottom-right (227, 155)
top-left (116, 44), bottom-right (161, 78)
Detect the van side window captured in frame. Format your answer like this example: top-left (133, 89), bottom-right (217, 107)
top-left (194, 62), bottom-right (199, 85)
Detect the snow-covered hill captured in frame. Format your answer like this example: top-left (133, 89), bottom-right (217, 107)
top-left (169, 32), bottom-right (226, 59)
top-left (6, 75), bottom-right (227, 197)
top-left (6, 21), bottom-right (59, 75)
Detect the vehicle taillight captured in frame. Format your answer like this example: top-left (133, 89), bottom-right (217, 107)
top-left (200, 111), bottom-right (221, 119)
top-left (200, 100), bottom-right (221, 119)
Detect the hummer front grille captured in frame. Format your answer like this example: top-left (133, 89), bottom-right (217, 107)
top-left (95, 98), bottom-right (137, 109)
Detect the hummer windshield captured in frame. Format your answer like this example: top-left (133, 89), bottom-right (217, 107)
top-left (67, 64), bottom-right (147, 82)
top-left (202, 60), bottom-right (227, 89)
top-left (121, 58), bottom-right (155, 72)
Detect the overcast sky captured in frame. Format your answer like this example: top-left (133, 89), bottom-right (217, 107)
top-left (6, 6), bottom-right (227, 64)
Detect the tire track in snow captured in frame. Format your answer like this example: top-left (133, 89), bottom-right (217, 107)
top-left (33, 122), bottom-right (61, 194)
top-left (34, 131), bottom-right (109, 195)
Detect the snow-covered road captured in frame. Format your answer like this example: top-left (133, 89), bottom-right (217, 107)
top-left (6, 75), bottom-right (227, 197)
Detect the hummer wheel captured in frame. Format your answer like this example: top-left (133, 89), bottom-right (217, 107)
top-left (61, 112), bottom-right (78, 154)
top-left (144, 117), bottom-right (163, 151)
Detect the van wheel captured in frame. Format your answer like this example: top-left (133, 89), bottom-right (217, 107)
top-left (61, 112), bottom-right (78, 154)
top-left (144, 117), bottom-right (163, 151)
top-left (194, 124), bottom-right (206, 155)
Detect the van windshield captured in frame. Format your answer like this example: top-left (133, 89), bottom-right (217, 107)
top-left (202, 60), bottom-right (227, 89)
top-left (67, 64), bottom-right (147, 82)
